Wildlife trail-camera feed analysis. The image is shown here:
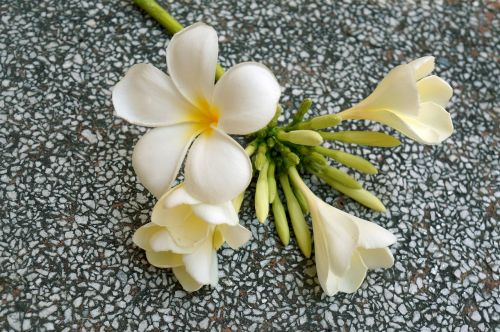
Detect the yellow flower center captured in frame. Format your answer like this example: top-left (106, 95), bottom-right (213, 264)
top-left (189, 97), bottom-right (220, 134)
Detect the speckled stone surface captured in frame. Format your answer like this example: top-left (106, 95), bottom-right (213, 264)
top-left (1, 0), bottom-right (499, 330)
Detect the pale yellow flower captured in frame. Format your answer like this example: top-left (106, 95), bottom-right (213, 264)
top-left (339, 56), bottom-right (453, 144)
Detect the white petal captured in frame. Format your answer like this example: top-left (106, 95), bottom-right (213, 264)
top-left (353, 64), bottom-right (419, 116)
top-left (112, 64), bottom-right (196, 127)
top-left (408, 56), bottom-right (435, 80)
top-left (417, 75), bottom-right (453, 107)
top-left (184, 128), bottom-right (252, 204)
top-left (312, 216), bottom-right (333, 294)
top-left (132, 124), bottom-right (201, 198)
top-left (359, 247), bottom-right (394, 269)
top-left (192, 201), bottom-right (239, 225)
top-left (356, 102), bottom-right (453, 144)
top-left (183, 235), bottom-right (215, 285)
top-left (166, 22), bottom-right (218, 105)
top-left (213, 62), bottom-right (281, 134)
top-left (313, 201), bottom-right (359, 276)
top-left (353, 217), bottom-right (397, 249)
top-left (146, 251), bottom-right (184, 268)
top-left (172, 266), bottom-right (204, 292)
top-left (337, 251), bottom-right (368, 293)
top-left (163, 185), bottom-right (201, 209)
top-left (219, 224), bottom-right (252, 249)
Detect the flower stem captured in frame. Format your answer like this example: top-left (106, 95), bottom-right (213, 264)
top-left (133, 0), bottom-right (225, 80)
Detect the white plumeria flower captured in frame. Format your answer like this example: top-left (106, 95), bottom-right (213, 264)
top-left (133, 184), bottom-right (251, 292)
top-left (289, 168), bottom-right (396, 296)
top-left (338, 56), bottom-right (453, 144)
top-left (112, 22), bottom-right (281, 202)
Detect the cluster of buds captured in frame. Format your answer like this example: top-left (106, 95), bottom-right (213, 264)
top-left (235, 99), bottom-right (400, 257)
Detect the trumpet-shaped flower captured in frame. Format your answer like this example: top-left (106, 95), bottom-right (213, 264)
top-left (289, 168), bottom-right (396, 296)
top-left (113, 23), bottom-right (281, 202)
top-left (133, 185), bottom-right (251, 292)
top-left (338, 56), bottom-right (453, 144)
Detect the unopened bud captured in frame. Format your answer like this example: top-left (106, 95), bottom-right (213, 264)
top-left (272, 194), bottom-right (290, 245)
top-left (255, 161), bottom-right (269, 223)
top-left (277, 130), bottom-right (323, 146)
top-left (297, 114), bottom-right (342, 130)
top-left (319, 131), bottom-right (401, 147)
top-left (279, 173), bottom-right (312, 258)
top-left (314, 146), bottom-right (377, 174)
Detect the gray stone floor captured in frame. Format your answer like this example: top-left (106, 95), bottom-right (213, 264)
top-left (1, 0), bottom-right (498, 331)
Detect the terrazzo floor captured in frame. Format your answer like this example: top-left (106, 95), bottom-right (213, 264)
top-left (1, 0), bottom-right (499, 331)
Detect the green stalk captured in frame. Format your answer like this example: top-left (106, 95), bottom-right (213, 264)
top-left (272, 193), bottom-right (290, 245)
top-left (279, 173), bottom-right (312, 257)
top-left (133, 0), bottom-right (225, 80)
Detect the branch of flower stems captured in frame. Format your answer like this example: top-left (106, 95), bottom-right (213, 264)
top-left (120, 0), bottom-right (454, 296)
top-left (132, 0), bottom-right (453, 263)
top-left (133, 0), bottom-right (225, 80)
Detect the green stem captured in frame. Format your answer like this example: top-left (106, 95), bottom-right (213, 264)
top-left (133, 0), bottom-right (225, 80)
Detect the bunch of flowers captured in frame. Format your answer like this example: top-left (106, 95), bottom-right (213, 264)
top-left (113, 1), bottom-right (453, 295)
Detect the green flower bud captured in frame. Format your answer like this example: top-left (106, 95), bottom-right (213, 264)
top-left (267, 161), bottom-right (277, 203)
top-left (319, 165), bottom-right (362, 189)
top-left (254, 144), bottom-right (268, 170)
top-left (255, 161), bottom-right (269, 223)
top-left (297, 114), bottom-right (342, 130)
top-left (290, 98), bottom-right (313, 126)
top-left (277, 130), bottom-right (323, 146)
top-left (279, 173), bottom-right (312, 258)
top-left (314, 146), bottom-right (378, 174)
top-left (272, 193), bottom-right (290, 245)
top-left (319, 130), bottom-right (401, 147)
top-left (292, 182), bottom-right (309, 214)
top-left (245, 140), bottom-right (259, 157)
top-left (318, 174), bottom-right (386, 212)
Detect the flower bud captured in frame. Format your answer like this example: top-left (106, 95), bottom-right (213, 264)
top-left (267, 161), bottom-right (277, 203)
top-left (279, 173), bottom-right (312, 257)
top-left (277, 130), bottom-right (323, 146)
top-left (320, 175), bottom-right (386, 212)
top-left (297, 114), bottom-right (342, 130)
top-left (255, 161), bottom-right (269, 223)
top-left (319, 130), bottom-right (400, 147)
top-left (292, 182), bottom-right (309, 214)
top-left (314, 146), bottom-right (378, 174)
top-left (290, 98), bottom-right (313, 126)
top-left (254, 144), bottom-right (268, 170)
top-left (272, 193), bottom-right (290, 245)
top-left (319, 165), bottom-right (362, 189)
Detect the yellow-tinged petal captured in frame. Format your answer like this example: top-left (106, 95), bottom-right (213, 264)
top-left (408, 56), bottom-right (435, 80)
top-left (146, 251), bottom-right (184, 268)
top-left (184, 128), bottom-right (252, 204)
top-left (351, 64), bottom-right (419, 117)
top-left (191, 201), bottom-right (239, 225)
top-left (417, 75), bottom-right (453, 107)
top-left (172, 266), bottom-right (203, 292)
top-left (132, 222), bottom-right (161, 252)
top-left (219, 224), bottom-right (252, 249)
